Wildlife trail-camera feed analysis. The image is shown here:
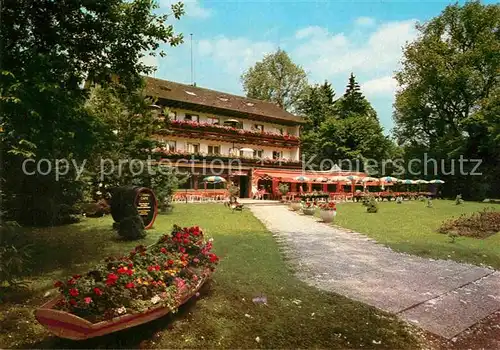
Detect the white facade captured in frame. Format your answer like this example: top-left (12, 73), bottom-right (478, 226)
top-left (156, 108), bottom-right (301, 162)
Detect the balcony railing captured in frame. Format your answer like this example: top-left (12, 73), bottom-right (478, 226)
top-left (165, 120), bottom-right (299, 144)
top-left (152, 148), bottom-right (302, 167)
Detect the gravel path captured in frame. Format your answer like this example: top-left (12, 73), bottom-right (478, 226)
top-left (250, 204), bottom-right (500, 339)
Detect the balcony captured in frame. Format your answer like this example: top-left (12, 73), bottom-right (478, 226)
top-left (160, 120), bottom-right (300, 148)
top-left (151, 148), bottom-right (302, 168)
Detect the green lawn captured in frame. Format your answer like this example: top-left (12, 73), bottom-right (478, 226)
top-left (334, 200), bottom-right (500, 269)
top-left (0, 204), bottom-right (422, 349)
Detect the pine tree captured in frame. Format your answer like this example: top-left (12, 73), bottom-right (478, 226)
top-left (337, 73), bottom-right (375, 118)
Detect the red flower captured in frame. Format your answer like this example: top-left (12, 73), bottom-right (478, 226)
top-left (93, 287), bottom-right (103, 296)
top-left (126, 269), bottom-right (133, 276)
top-left (160, 247), bottom-right (167, 254)
top-left (106, 273), bottom-right (119, 286)
top-left (147, 265), bottom-right (154, 272)
top-left (117, 266), bottom-right (128, 274)
top-left (54, 281), bottom-right (63, 288)
top-left (183, 239), bottom-right (190, 244)
top-left (209, 254), bottom-right (219, 263)
top-left (72, 274), bottom-right (82, 279)
top-left (84, 297), bottom-right (92, 304)
top-left (179, 247), bottom-right (186, 253)
top-left (125, 282), bottom-right (135, 289)
top-left (175, 232), bottom-right (182, 239)
top-left (69, 299), bottom-right (77, 306)
top-left (67, 278), bottom-right (76, 285)
top-left (167, 259), bottom-right (174, 266)
top-left (128, 263), bottom-right (133, 268)
top-left (69, 288), bottom-right (79, 297)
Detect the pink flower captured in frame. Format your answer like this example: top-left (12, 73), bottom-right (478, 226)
top-left (84, 297), bottom-right (92, 304)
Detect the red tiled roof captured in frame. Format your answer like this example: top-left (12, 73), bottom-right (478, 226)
top-left (143, 77), bottom-right (304, 124)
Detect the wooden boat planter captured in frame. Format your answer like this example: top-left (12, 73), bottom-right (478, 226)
top-left (35, 269), bottom-right (212, 340)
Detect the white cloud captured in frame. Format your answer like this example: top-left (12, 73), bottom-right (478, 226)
top-left (197, 36), bottom-right (275, 76)
top-left (354, 16), bottom-right (376, 27)
top-left (361, 76), bottom-right (398, 96)
top-left (293, 19), bottom-right (418, 80)
top-left (160, 0), bottom-right (212, 19)
top-left (295, 26), bottom-right (328, 39)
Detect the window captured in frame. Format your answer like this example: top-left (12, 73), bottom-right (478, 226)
top-left (207, 145), bottom-right (220, 155)
top-left (166, 140), bottom-right (176, 151)
top-left (185, 114), bottom-right (199, 122)
top-left (253, 149), bottom-right (263, 158)
top-left (207, 117), bottom-right (219, 125)
top-left (187, 143), bottom-right (200, 153)
top-left (253, 124), bottom-right (264, 132)
top-left (272, 151), bottom-right (282, 160)
top-left (184, 90), bottom-right (197, 96)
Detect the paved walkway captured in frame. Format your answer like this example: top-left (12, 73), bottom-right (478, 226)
top-left (250, 205), bottom-right (500, 339)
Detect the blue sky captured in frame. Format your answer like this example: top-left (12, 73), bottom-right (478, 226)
top-left (147, 0), bottom-right (495, 134)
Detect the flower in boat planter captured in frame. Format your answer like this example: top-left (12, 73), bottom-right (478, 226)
top-left (53, 225), bottom-right (218, 322)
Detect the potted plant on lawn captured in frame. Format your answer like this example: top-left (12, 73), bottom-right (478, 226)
top-left (318, 202), bottom-right (337, 223)
top-left (302, 201), bottom-right (316, 215)
top-left (289, 199), bottom-right (301, 211)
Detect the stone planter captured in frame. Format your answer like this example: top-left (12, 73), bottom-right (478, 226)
top-left (302, 207), bottom-right (316, 215)
top-left (289, 202), bottom-right (301, 211)
top-left (320, 210), bottom-right (336, 223)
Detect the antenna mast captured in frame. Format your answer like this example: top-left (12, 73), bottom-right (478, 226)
top-left (190, 33), bottom-right (194, 86)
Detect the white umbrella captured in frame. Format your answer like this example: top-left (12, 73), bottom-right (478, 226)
top-left (429, 179), bottom-right (445, 184)
top-left (415, 179), bottom-right (429, 184)
top-left (361, 177), bottom-right (379, 182)
top-left (239, 147), bottom-right (254, 152)
top-left (330, 175), bottom-right (348, 182)
top-left (380, 176), bottom-right (399, 183)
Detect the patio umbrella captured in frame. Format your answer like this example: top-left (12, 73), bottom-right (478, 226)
top-left (415, 179), bottom-right (429, 184)
top-left (380, 176), bottom-right (399, 183)
top-left (294, 176), bottom-right (309, 182)
top-left (329, 175), bottom-right (348, 182)
top-left (399, 179), bottom-right (417, 184)
top-left (203, 176), bottom-right (227, 183)
top-left (429, 179), bottom-right (445, 184)
top-left (315, 177), bottom-right (329, 182)
top-left (361, 177), bottom-right (379, 182)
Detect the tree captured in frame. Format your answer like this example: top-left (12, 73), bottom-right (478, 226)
top-left (299, 73), bottom-right (392, 173)
top-left (241, 49), bottom-right (308, 112)
top-left (336, 73), bottom-right (377, 119)
top-left (298, 81), bottom-right (336, 133)
top-left (393, 1), bottom-right (500, 199)
top-left (0, 0), bottom-right (184, 225)
top-left (84, 85), bottom-right (183, 211)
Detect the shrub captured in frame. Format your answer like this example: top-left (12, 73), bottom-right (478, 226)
top-left (118, 215), bottom-right (146, 240)
top-left (396, 196), bottom-right (403, 204)
top-left (438, 209), bottom-right (500, 238)
top-left (426, 198), bottom-right (433, 208)
top-left (366, 196), bottom-right (378, 213)
top-left (0, 221), bottom-right (31, 287)
top-left (278, 183), bottom-right (289, 196)
top-left (455, 194), bottom-right (464, 205)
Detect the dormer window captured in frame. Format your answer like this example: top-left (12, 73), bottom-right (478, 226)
top-left (246, 102), bottom-right (255, 106)
top-left (218, 96), bottom-right (229, 102)
top-left (184, 90), bottom-right (196, 96)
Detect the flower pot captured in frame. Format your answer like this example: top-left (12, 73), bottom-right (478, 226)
top-left (289, 202), bottom-right (301, 211)
top-left (302, 207), bottom-right (316, 215)
top-left (320, 210), bottom-right (336, 223)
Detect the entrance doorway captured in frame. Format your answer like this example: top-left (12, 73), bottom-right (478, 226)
top-left (239, 176), bottom-right (249, 198)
